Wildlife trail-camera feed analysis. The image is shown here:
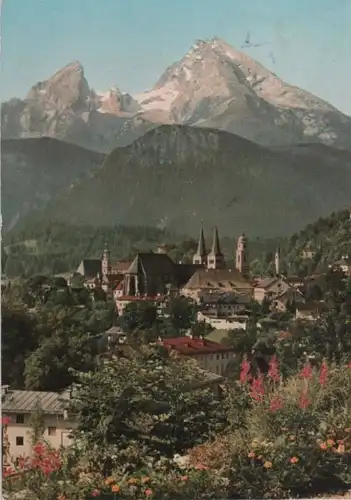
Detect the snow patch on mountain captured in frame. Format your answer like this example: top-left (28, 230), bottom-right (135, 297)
top-left (135, 82), bottom-right (180, 112)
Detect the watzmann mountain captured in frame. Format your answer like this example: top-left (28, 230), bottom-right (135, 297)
top-left (2, 38), bottom-right (351, 152)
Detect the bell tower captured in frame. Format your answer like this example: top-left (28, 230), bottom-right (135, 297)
top-left (193, 226), bottom-right (207, 266)
top-left (207, 226), bottom-right (225, 269)
top-left (236, 233), bottom-right (249, 276)
top-left (102, 242), bottom-right (111, 279)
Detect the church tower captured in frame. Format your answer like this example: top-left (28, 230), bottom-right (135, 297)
top-left (193, 226), bottom-right (207, 266)
top-left (236, 233), bottom-right (249, 276)
top-left (275, 248), bottom-right (280, 276)
top-left (101, 243), bottom-right (111, 279)
top-left (207, 226), bottom-right (225, 269)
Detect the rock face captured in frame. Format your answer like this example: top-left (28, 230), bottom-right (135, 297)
top-left (2, 38), bottom-right (351, 152)
top-left (25, 125), bottom-right (351, 237)
top-left (1, 62), bottom-right (146, 152)
top-left (1, 137), bottom-right (105, 231)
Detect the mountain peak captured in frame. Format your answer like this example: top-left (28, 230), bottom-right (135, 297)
top-left (26, 60), bottom-right (90, 109)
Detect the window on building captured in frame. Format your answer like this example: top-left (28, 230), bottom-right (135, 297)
top-left (16, 436), bottom-right (24, 446)
top-left (216, 354), bottom-right (220, 360)
top-left (16, 414), bottom-right (24, 424)
top-left (48, 427), bottom-right (57, 436)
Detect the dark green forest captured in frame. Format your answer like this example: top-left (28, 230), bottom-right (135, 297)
top-left (2, 222), bottom-right (280, 278)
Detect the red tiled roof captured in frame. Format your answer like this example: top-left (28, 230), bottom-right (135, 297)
top-left (160, 336), bottom-right (235, 355)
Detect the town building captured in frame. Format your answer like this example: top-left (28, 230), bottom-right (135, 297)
top-left (329, 255), bottom-right (351, 277)
top-left (158, 335), bottom-right (236, 375)
top-left (301, 245), bottom-right (316, 260)
top-left (253, 276), bottom-right (303, 305)
top-left (1, 386), bottom-right (75, 464)
top-left (77, 226), bottom-right (253, 315)
top-left (199, 290), bottom-right (250, 315)
top-left (235, 233), bottom-right (250, 277)
top-left (115, 293), bottom-right (167, 316)
top-left (75, 243), bottom-right (129, 293)
top-left (295, 301), bottom-right (329, 321)
top-left (181, 269), bottom-right (253, 303)
top-left (197, 311), bottom-right (249, 331)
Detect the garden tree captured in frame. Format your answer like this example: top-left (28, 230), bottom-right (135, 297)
top-left (276, 311), bottom-right (351, 376)
top-left (305, 282), bottom-right (323, 301)
top-left (46, 287), bottom-right (75, 307)
top-left (70, 273), bottom-right (85, 290)
top-left (85, 300), bottom-right (117, 334)
top-left (164, 296), bottom-right (197, 332)
top-left (221, 323), bottom-right (259, 379)
top-left (68, 345), bottom-right (228, 471)
top-left (190, 320), bottom-right (213, 337)
top-left (2, 280), bottom-right (35, 308)
top-left (71, 286), bottom-right (91, 306)
top-left (4, 254), bottom-right (25, 278)
top-left (91, 286), bottom-right (107, 302)
top-left (1, 298), bottom-right (37, 388)
top-left (260, 296), bottom-right (271, 315)
top-left (29, 401), bottom-right (45, 444)
top-left (222, 321), bottom-right (258, 353)
top-left (122, 302), bottom-right (158, 334)
top-left (24, 325), bottom-right (98, 391)
top-left (49, 276), bottom-right (68, 288)
top-left (285, 296), bottom-right (297, 314)
top-left (324, 267), bottom-right (346, 312)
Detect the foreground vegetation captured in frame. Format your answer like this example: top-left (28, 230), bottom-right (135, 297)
top-left (2, 209), bottom-right (351, 498)
top-left (2, 275), bottom-right (351, 498)
top-left (3, 351), bottom-right (351, 499)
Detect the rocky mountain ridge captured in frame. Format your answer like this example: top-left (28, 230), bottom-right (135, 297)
top-left (2, 38), bottom-right (351, 152)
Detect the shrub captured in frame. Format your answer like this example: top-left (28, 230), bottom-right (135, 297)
top-left (188, 358), bottom-right (351, 498)
top-left (3, 358), bottom-right (350, 499)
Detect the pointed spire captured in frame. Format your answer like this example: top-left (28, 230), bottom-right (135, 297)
top-left (210, 226), bottom-right (222, 255)
top-left (196, 226), bottom-right (207, 256)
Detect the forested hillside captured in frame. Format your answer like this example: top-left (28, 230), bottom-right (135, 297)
top-left (2, 222), bottom-right (279, 278)
top-left (280, 209), bottom-right (351, 276)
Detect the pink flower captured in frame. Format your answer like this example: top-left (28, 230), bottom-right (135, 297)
top-left (269, 396), bottom-right (284, 412)
top-left (299, 362), bottom-right (313, 380)
top-left (250, 374), bottom-right (265, 403)
top-left (1, 416), bottom-right (11, 425)
top-left (319, 360), bottom-right (328, 386)
top-left (268, 355), bottom-right (280, 382)
top-left (33, 442), bottom-right (45, 455)
top-left (91, 490), bottom-right (100, 497)
top-left (145, 489), bottom-right (153, 496)
top-left (3, 466), bottom-right (15, 478)
top-left (298, 388), bottom-right (311, 409)
top-left (195, 463), bottom-right (209, 470)
top-left (239, 358), bottom-right (251, 384)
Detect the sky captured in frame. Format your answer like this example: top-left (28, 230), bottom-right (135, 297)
top-left (1, 0), bottom-right (351, 115)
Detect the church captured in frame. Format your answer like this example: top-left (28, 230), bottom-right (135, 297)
top-left (120, 226), bottom-right (253, 301)
top-left (180, 227), bottom-right (253, 302)
top-left (76, 226), bottom-right (253, 301)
